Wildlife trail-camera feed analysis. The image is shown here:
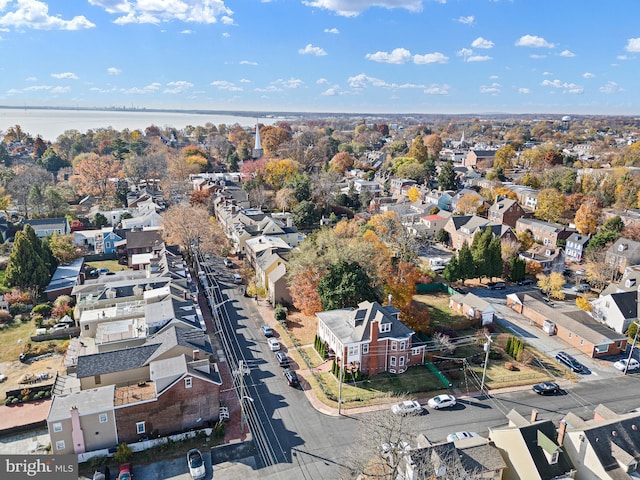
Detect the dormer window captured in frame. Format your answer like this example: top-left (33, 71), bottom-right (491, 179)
top-left (549, 450), bottom-right (559, 465)
top-left (619, 243), bottom-right (628, 252)
top-left (545, 249), bottom-right (552, 256)
top-left (379, 323), bottom-right (392, 333)
top-left (626, 279), bottom-right (636, 288)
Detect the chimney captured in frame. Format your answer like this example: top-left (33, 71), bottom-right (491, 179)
top-left (530, 409), bottom-right (539, 423)
top-left (557, 419), bottom-right (567, 446)
top-left (287, 216), bottom-right (293, 228)
top-left (193, 349), bottom-right (200, 360)
top-left (388, 294), bottom-right (393, 306)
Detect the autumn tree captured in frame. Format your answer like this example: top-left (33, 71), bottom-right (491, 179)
top-left (494, 145), bottom-right (517, 171)
top-left (407, 134), bottom-right (429, 163)
top-left (574, 197), bottom-right (601, 235)
top-left (535, 188), bottom-right (565, 223)
top-left (406, 186), bottom-right (420, 203)
top-left (367, 212), bottom-right (417, 263)
top-left (47, 233), bottom-right (80, 264)
top-left (289, 268), bottom-right (323, 315)
top-left (190, 190), bottom-right (212, 207)
top-left (260, 126), bottom-right (292, 155)
top-left (275, 188), bottom-right (296, 212)
top-left (7, 166), bottom-right (54, 218)
top-left (493, 187), bottom-right (517, 201)
top-left (537, 272), bottom-right (565, 300)
top-left (330, 152), bottom-right (355, 173)
top-left (424, 133), bottom-right (443, 161)
top-left (396, 161), bottom-right (428, 184)
top-left (576, 295), bottom-right (593, 312)
top-left (263, 159), bottom-right (300, 190)
top-left (71, 153), bottom-right (123, 200)
top-left (456, 193), bottom-right (481, 215)
top-left (318, 261), bottom-right (380, 310)
top-left (161, 204), bottom-right (227, 257)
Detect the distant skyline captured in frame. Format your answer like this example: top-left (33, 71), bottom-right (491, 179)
top-left (0, 1), bottom-right (639, 115)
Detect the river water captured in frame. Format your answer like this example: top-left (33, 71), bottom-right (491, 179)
top-left (0, 108), bottom-right (281, 141)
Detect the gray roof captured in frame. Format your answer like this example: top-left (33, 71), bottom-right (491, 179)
top-left (45, 257), bottom-right (84, 293)
top-left (610, 291), bottom-right (638, 320)
top-left (48, 384), bottom-right (115, 422)
top-left (518, 421), bottom-right (575, 478)
top-left (22, 217), bottom-right (68, 230)
top-left (607, 237), bottom-right (640, 259)
top-left (76, 344), bottom-right (160, 378)
top-left (316, 301), bottom-right (413, 344)
top-left (517, 217), bottom-right (566, 233)
top-left (566, 232), bottom-right (590, 247)
top-left (124, 230), bottom-right (164, 250)
top-left (488, 197), bottom-right (519, 213)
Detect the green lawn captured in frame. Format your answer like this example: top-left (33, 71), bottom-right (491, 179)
top-left (85, 260), bottom-right (122, 273)
top-left (413, 292), bottom-right (469, 330)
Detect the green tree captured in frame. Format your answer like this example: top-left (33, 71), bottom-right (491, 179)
top-left (438, 160), bottom-right (457, 190)
top-left (318, 261), bottom-right (380, 310)
top-left (0, 143), bottom-right (11, 167)
top-left (457, 242), bottom-right (475, 285)
top-left (434, 228), bottom-right (449, 245)
top-left (471, 228), bottom-right (493, 280)
top-left (494, 145), bottom-right (517, 171)
top-left (292, 200), bottom-right (320, 229)
top-left (47, 233), bottom-right (79, 264)
top-left (5, 229), bottom-right (50, 292)
top-left (407, 134), bottom-right (429, 163)
top-left (603, 215), bottom-right (625, 233)
top-left (93, 213), bottom-right (109, 229)
top-left (487, 236), bottom-right (503, 280)
top-left (508, 257), bottom-right (526, 282)
top-left (441, 256), bottom-right (459, 282)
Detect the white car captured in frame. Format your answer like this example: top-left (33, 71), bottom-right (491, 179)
top-left (614, 358), bottom-right (640, 372)
top-left (391, 400), bottom-right (422, 415)
top-left (186, 448), bottom-right (206, 479)
top-left (427, 394), bottom-right (457, 410)
top-left (268, 337), bottom-right (280, 351)
top-left (446, 431), bottom-right (479, 442)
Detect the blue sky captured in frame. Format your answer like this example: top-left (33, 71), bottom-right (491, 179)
top-left (0, 0), bottom-right (639, 115)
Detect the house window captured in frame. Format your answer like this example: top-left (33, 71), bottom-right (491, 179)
top-left (399, 356), bottom-right (405, 366)
top-left (400, 341), bottom-right (405, 350)
top-left (53, 422), bottom-right (62, 433)
top-left (98, 414), bottom-right (108, 424)
top-left (390, 357), bottom-right (396, 367)
top-left (348, 345), bottom-right (359, 356)
top-left (185, 377), bottom-right (192, 389)
top-left (580, 339), bottom-right (584, 346)
top-left (136, 422), bottom-right (145, 434)
top-left (55, 440), bottom-right (65, 451)
top-left (379, 323), bottom-right (391, 333)
top-left (411, 347), bottom-right (420, 355)
top-left (94, 375), bottom-right (101, 385)
top-left (618, 341), bottom-right (623, 349)
top-left (550, 450), bottom-right (559, 464)
top-left (84, 324), bottom-right (89, 330)
top-left (105, 242), bottom-right (111, 249)
top-left (363, 344), bottom-right (369, 354)
top-left (391, 341), bottom-right (397, 351)
top-left (568, 332), bottom-right (572, 339)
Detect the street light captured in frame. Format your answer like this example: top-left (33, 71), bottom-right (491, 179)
top-left (240, 395), bottom-right (254, 433)
top-left (480, 334), bottom-right (493, 393)
top-left (624, 320), bottom-right (640, 375)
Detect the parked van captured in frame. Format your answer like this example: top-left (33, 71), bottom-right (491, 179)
top-left (233, 274), bottom-right (243, 284)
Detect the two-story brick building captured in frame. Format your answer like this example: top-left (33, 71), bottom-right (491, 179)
top-left (487, 197), bottom-right (527, 228)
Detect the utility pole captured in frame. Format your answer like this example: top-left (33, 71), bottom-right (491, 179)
top-left (239, 360), bottom-right (246, 433)
top-left (624, 321), bottom-right (640, 375)
top-left (337, 359), bottom-right (344, 416)
top-left (480, 334), bottom-right (492, 393)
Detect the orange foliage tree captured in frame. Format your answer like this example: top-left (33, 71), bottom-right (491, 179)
top-left (289, 268), bottom-right (323, 316)
top-left (71, 153), bottom-right (122, 199)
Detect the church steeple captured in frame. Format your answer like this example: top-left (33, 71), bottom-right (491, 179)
top-left (252, 121), bottom-right (263, 159)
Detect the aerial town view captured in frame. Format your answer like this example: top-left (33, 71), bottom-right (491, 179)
top-left (1, 1), bottom-right (640, 479)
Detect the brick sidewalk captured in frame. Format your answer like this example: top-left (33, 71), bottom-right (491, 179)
top-left (0, 400), bottom-right (50, 433)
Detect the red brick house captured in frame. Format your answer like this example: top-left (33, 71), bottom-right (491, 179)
top-left (316, 301), bottom-right (424, 375)
top-left (487, 197), bottom-right (527, 228)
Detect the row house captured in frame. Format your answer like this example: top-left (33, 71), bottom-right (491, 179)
top-left (389, 178), bottom-right (417, 197)
top-left (316, 301), bottom-right (423, 376)
top-left (255, 250), bottom-right (292, 306)
top-left (487, 197), bottom-right (527, 228)
top-left (509, 185), bottom-right (540, 211)
top-left (423, 189), bottom-right (454, 212)
top-left (519, 245), bottom-right (566, 275)
top-left (515, 218), bottom-right (573, 249)
top-left (419, 211), bottom-right (452, 239)
top-left (444, 215), bottom-right (517, 251)
top-left (601, 265), bottom-right (640, 296)
top-left (506, 292), bottom-right (627, 358)
top-left (604, 238), bottom-right (640, 275)
top-left (564, 232), bottom-right (590, 263)
top-left (463, 149), bottom-right (496, 170)
top-left (244, 235), bottom-right (292, 271)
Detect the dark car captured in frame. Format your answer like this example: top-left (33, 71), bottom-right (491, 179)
top-left (275, 351), bottom-right (289, 368)
top-left (224, 258), bottom-right (233, 268)
top-left (487, 282), bottom-right (506, 290)
top-left (532, 381), bottom-right (561, 395)
top-left (556, 351), bottom-right (585, 373)
top-left (283, 368), bottom-right (299, 387)
top-left (517, 278), bottom-right (534, 286)
top-left (260, 324), bottom-right (274, 337)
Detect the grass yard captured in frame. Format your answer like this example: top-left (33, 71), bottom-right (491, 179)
top-left (285, 310), bottom-right (317, 346)
top-left (85, 260), bottom-right (122, 273)
top-left (0, 318), bottom-right (37, 363)
top-left (413, 292), bottom-right (469, 330)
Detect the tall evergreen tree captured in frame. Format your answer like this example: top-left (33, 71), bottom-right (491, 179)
top-left (441, 256), bottom-right (459, 283)
top-left (318, 260), bottom-right (380, 310)
top-left (487, 236), bottom-right (503, 280)
top-left (457, 242), bottom-right (475, 285)
top-left (5, 230), bottom-right (50, 291)
top-left (471, 227), bottom-right (493, 280)
top-left (508, 257), bottom-right (526, 282)
top-left (438, 160), bottom-right (457, 190)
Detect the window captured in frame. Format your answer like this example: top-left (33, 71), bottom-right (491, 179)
top-left (391, 341), bottom-right (397, 351)
top-left (348, 345), bottom-right (359, 356)
top-left (411, 347), bottom-right (421, 355)
top-left (55, 440), bottom-right (65, 451)
top-left (84, 324), bottom-right (89, 330)
top-left (400, 341), bottom-right (405, 350)
top-left (568, 332), bottom-right (572, 339)
top-left (94, 375), bottom-right (101, 385)
top-left (362, 344), bottom-right (369, 354)
top-left (136, 421), bottom-right (145, 434)
top-left (98, 414), bottom-right (108, 424)
top-left (53, 422), bottom-right (62, 433)
top-left (379, 323), bottom-right (391, 333)
top-left (184, 377), bottom-right (192, 389)
top-left (550, 450), bottom-right (559, 464)
top-left (580, 339), bottom-right (584, 346)
top-left (399, 356), bottom-right (405, 366)
top-left (390, 357), bottom-right (396, 367)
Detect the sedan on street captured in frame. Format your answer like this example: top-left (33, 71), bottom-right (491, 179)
top-left (614, 358), bottom-right (640, 372)
top-left (532, 381), bottom-right (561, 395)
top-left (261, 324), bottom-right (274, 337)
top-left (446, 431), bottom-right (479, 442)
top-left (391, 400), bottom-right (422, 415)
top-left (283, 368), bottom-right (299, 387)
top-left (268, 337), bottom-right (280, 351)
top-left (427, 394), bottom-right (457, 410)
top-left (186, 449), bottom-right (206, 479)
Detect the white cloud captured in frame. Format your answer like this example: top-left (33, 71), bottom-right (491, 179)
top-left (424, 84), bottom-right (450, 95)
top-left (559, 49), bottom-right (575, 57)
top-left (89, 0), bottom-right (234, 25)
top-left (617, 55), bottom-right (628, 61)
top-left (299, 44), bottom-right (327, 56)
top-left (515, 35), bottom-right (555, 48)
top-left (489, 75), bottom-right (498, 80)
top-left (542, 71), bottom-right (552, 76)
top-left (625, 37), bottom-right (640, 52)
top-left (301, 0), bottom-right (423, 17)
top-left (413, 52), bottom-right (448, 64)
top-left (347, 73), bottom-right (424, 90)
top-left (222, 32), bottom-right (230, 38)
top-left (530, 54), bottom-right (547, 59)
top-left (0, 0), bottom-right (95, 30)
top-left (582, 72), bottom-right (595, 79)
top-left (541, 79), bottom-right (583, 94)
top-left (324, 27), bottom-right (339, 34)
top-left (164, 81), bottom-right (194, 94)
top-left (467, 55), bottom-right (492, 62)
top-left (274, 78), bottom-right (303, 89)
top-left (457, 15), bottom-right (474, 25)
top-left (599, 81), bottom-right (623, 94)
top-left (480, 83), bottom-right (501, 94)
top-left (321, 86), bottom-right (344, 96)
top-left (181, 29), bottom-right (193, 34)
top-left (25, 76), bottom-right (37, 82)
top-left (239, 60), bottom-right (258, 66)
top-left (121, 83), bottom-right (161, 94)
top-left (210, 80), bottom-right (242, 91)
top-left (51, 86), bottom-right (70, 94)
top-left (366, 47), bottom-right (411, 64)
top-left (239, 78), bottom-right (251, 83)
top-left (457, 48), bottom-right (473, 58)
top-left (471, 37), bottom-right (494, 49)
top-left (107, 67), bottom-right (121, 75)
top-left (316, 78), bottom-right (329, 85)
top-left (518, 87), bottom-right (530, 94)
top-left (51, 72), bottom-right (78, 80)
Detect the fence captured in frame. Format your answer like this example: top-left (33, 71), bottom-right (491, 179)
top-left (416, 282), bottom-right (457, 295)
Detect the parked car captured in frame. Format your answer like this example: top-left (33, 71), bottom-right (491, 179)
top-left (575, 269), bottom-right (586, 276)
top-left (572, 283), bottom-right (590, 293)
top-left (275, 351), bottom-right (290, 367)
top-left (516, 278), bottom-right (534, 286)
top-left (0, 373), bottom-right (7, 383)
top-left (446, 431), bottom-right (479, 442)
top-left (90, 267), bottom-right (109, 276)
top-left (614, 358), bottom-right (640, 372)
top-left (116, 463), bottom-right (132, 480)
top-left (555, 351), bottom-right (586, 373)
top-left (186, 448), bottom-right (206, 479)
top-left (51, 323), bottom-right (69, 332)
top-left (268, 337), bottom-right (280, 351)
top-left (93, 466), bottom-right (111, 480)
top-left (486, 282), bottom-right (506, 290)
top-left (224, 258), bottom-right (233, 268)
top-left (261, 324), bottom-right (274, 337)
top-left (391, 400), bottom-right (422, 415)
top-left (283, 368), bottom-right (299, 387)
top-left (532, 381), bottom-right (561, 395)
top-left (233, 273), bottom-right (243, 284)
top-left (427, 394), bottom-right (457, 410)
